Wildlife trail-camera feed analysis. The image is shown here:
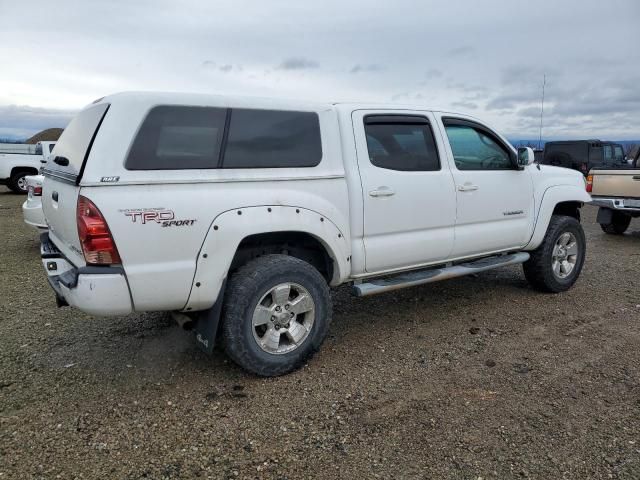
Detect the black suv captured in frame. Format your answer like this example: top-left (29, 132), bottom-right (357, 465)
top-left (542, 140), bottom-right (626, 175)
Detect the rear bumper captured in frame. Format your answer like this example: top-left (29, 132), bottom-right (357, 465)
top-left (22, 199), bottom-right (47, 230)
top-left (41, 233), bottom-right (133, 316)
top-left (591, 197), bottom-right (640, 213)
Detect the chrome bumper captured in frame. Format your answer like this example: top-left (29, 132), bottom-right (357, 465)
top-left (590, 197), bottom-right (640, 213)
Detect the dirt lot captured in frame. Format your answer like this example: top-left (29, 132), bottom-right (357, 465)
top-left (1, 188), bottom-right (639, 479)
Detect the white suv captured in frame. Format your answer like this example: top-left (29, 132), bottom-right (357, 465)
top-left (40, 92), bottom-right (591, 376)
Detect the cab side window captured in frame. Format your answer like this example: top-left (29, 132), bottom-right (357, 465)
top-left (614, 146), bottom-right (624, 164)
top-left (363, 115), bottom-right (440, 171)
top-left (443, 121), bottom-right (513, 171)
top-left (603, 145), bottom-right (613, 164)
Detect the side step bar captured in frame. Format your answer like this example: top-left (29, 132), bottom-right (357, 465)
top-left (352, 252), bottom-right (530, 297)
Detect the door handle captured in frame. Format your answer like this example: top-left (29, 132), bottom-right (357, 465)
top-left (457, 184), bottom-right (479, 192)
top-left (369, 187), bottom-right (395, 197)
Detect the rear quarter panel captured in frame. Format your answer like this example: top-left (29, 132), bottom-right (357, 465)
top-left (84, 179), bottom-right (350, 312)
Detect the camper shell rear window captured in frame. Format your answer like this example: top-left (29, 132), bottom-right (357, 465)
top-left (125, 106), bottom-right (322, 170)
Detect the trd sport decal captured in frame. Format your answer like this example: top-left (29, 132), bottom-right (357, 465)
top-left (119, 208), bottom-right (196, 227)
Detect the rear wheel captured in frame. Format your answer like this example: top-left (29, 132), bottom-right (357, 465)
top-left (523, 215), bottom-right (586, 293)
top-left (600, 211), bottom-right (631, 235)
top-left (8, 171), bottom-right (31, 194)
top-left (222, 254), bottom-right (331, 376)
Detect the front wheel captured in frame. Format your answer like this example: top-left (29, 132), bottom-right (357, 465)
top-left (523, 215), bottom-right (586, 293)
top-left (221, 254), bottom-right (331, 376)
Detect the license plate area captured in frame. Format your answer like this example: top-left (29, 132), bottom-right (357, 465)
top-left (40, 232), bottom-right (74, 277)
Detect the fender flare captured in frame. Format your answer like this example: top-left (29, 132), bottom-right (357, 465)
top-left (525, 185), bottom-right (591, 250)
top-left (183, 205), bottom-right (350, 311)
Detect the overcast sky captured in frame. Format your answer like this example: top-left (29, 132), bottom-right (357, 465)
top-left (0, 0), bottom-right (638, 140)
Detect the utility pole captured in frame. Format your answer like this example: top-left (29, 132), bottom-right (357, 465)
top-left (538, 74), bottom-right (546, 150)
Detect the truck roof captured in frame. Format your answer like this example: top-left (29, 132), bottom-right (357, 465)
top-left (96, 91), bottom-right (463, 117)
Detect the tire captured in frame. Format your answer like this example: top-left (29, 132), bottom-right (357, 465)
top-left (221, 254), bottom-right (331, 376)
top-left (523, 215), bottom-right (586, 293)
top-left (8, 171), bottom-right (30, 194)
top-left (600, 211), bottom-right (631, 235)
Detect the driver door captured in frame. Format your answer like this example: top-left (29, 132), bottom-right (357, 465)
top-left (439, 117), bottom-right (534, 258)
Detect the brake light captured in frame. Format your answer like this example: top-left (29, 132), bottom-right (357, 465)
top-left (33, 186), bottom-right (42, 196)
top-left (76, 195), bottom-right (121, 265)
top-left (586, 175), bottom-right (593, 193)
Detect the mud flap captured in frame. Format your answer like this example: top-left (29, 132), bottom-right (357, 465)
top-left (192, 281), bottom-right (226, 354)
top-left (596, 207), bottom-right (613, 225)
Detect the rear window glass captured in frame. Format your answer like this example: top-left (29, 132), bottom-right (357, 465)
top-left (543, 143), bottom-right (588, 167)
top-left (222, 109), bottom-right (322, 168)
top-left (48, 103), bottom-right (109, 174)
top-left (126, 106), bottom-right (226, 170)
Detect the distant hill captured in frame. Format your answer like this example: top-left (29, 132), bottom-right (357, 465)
top-left (26, 128), bottom-right (64, 144)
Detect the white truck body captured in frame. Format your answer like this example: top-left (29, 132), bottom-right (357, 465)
top-left (1, 141), bottom-right (56, 193)
top-left (39, 92), bottom-right (590, 375)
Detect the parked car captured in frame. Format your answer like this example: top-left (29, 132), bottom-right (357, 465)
top-left (542, 140), bottom-right (626, 175)
top-left (39, 92), bottom-right (590, 376)
top-left (589, 148), bottom-right (640, 234)
top-left (0, 141), bottom-right (56, 193)
top-left (22, 174), bottom-right (47, 230)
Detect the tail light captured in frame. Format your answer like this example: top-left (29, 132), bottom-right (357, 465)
top-left (586, 175), bottom-right (593, 193)
top-left (33, 185), bottom-right (42, 196)
top-left (76, 195), bottom-right (121, 265)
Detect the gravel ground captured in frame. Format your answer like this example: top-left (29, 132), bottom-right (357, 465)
top-left (1, 188), bottom-right (639, 479)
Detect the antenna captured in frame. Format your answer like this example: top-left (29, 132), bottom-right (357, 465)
top-left (538, 74), bottom-right (546, 150)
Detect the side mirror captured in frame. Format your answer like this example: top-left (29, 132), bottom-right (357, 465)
top-left (517, 147), bottom-right (535, 167)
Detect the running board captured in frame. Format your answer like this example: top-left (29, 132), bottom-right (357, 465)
top-left (352, 252), bottom-right (530, 297)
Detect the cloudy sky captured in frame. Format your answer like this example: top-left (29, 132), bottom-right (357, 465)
top-left (0, 0), bottom-right (639, 140)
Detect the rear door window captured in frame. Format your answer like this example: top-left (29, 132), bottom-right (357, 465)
top-left (47, 103), bottom-right (109, 176)
top-left (363, 116), bottom-right (440, 171)
top-left (126, 106), bottom-right (226, 170)
top-left (222, 109), bottom-right (322, 168)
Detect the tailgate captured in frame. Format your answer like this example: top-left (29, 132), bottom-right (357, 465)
top-left (591, 169), bottom-right (640, 198)
top-left (42, 103), bottom-right (110, 266)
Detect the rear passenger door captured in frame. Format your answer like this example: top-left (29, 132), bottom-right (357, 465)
top-left (352, 110), bottom-right (457, 273)
top-left (439, 117), bottom-right (534, 258)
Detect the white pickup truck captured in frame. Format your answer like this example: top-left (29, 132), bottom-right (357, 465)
top-left (0, 141), bottom-right (56, 193)
top-left (40, 92), bottom-right (590, 376)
